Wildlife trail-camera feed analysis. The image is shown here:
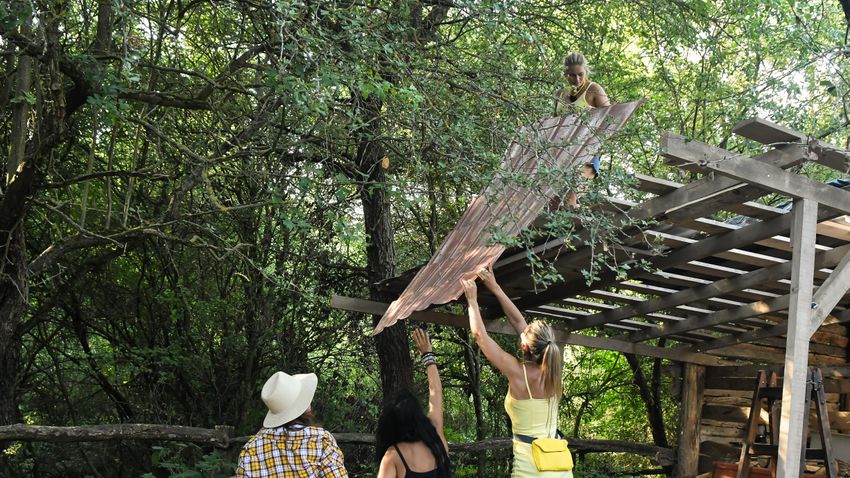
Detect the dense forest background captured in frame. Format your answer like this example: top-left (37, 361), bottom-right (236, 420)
top-left (1, 0), bottom-right (850, 476)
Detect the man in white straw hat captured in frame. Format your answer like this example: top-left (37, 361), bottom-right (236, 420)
top-left (236, 370), bottom-right (348, 477)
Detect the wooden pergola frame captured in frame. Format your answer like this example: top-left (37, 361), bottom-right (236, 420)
top-left (333, 117), bottom-right (850, 478)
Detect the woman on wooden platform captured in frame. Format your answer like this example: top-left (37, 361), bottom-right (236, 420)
top-left (461, 268), bottom-right (572, 478)
top-left (553, 52), bottom-right (610, 114)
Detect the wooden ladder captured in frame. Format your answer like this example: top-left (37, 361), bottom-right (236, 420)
top-left (736, 368), bottom-right (837, 478)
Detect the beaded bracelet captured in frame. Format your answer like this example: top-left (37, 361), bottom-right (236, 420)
top-left (421, 352), bottom-right (437, 367)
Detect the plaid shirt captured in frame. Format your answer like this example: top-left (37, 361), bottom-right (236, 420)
top-left (236, 424), bottom-right (348, 478)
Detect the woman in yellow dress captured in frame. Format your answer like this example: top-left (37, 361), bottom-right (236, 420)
top-left (460, 269), bottom-right (572, 478)
top-left (551, 52), bottom-right (609, 208)
top-left (554, 52), bottom-right (610, 114)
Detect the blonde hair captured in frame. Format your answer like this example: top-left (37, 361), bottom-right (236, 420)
top-left (524, 321), bottom-right (563, 398)
top-left (563, 52), bottom-right (590, 75)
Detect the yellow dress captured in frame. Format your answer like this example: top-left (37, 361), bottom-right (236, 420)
top-left (504, 364), bottom-right (574, 478)
top-left (554, 82), bottom-right (592, 115)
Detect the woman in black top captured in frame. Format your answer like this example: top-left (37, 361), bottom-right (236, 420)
top-left (376, 328), bottom-right (452, 478)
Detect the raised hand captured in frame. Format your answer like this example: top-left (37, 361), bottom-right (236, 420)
top-left (413, 327), bottom-right (433, 355)
top-left (460, 278), bottom-right (478, 302)
top-left (476, 267), bottom-right (497, 289)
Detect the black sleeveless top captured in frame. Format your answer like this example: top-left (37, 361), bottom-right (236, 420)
top-left (393, 444), bottom-right (438, 478)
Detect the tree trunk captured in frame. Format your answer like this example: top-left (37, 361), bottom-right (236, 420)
top-left (1, 8), bottom-right (34, 449)
top-left (353, 92), bottom-right (413, 404)
top-left (461, 330), bottom-right (487, 477)
top-left (0, 225), bottom-right (26, 469)
top-left (625, 353), bottom-right (669, 448)
top-left (0, 6), bottom-right (69, 447)
top-left (5, 13), bottom-right (33, 185)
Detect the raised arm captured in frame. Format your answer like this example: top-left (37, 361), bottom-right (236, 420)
top-left (460, 278), bottom-right (522, 379)
top-left (413, 327), bottom-right (447, 450)
top-left (476, 268), bottom-right (528, 335)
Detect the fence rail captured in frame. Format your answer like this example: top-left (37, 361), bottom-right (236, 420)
top-left (0, 424), bottom-right (675, 466)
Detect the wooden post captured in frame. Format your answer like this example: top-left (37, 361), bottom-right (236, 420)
top-left (674, 363), bottom-right (705, 478)
top-left (778, 198), bottom-right (818, 478)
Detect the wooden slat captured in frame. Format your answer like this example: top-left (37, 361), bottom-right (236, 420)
top-left (691, 309), bottom-right (850, 353)
top-left (732, 117), bottom-right (806, 146)
top-left (513, 194), bottom-right (805, 313)
top-left (628, 295), bottom-right (789, 342)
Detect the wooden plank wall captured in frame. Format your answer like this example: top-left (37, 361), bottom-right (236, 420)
top-left (694, 327), bottom-right (850, 472)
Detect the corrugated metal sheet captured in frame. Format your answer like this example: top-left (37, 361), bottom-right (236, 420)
top-left (372, 101), bottom-right (644, 335)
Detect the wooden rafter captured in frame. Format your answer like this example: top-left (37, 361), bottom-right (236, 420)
top-left (663, 133), bottom-right (850, 213)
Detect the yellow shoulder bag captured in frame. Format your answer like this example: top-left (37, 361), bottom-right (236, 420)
top-left (531, 437), bottom-right (574, 472)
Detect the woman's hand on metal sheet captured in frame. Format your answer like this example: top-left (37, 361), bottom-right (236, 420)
top-left (413, 328), bottom-right (432, 354)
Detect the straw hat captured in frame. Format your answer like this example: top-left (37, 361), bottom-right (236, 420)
top-left (261, 371), bottom-right (318, 428)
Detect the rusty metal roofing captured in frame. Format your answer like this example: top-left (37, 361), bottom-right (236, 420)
top-left (371, 101), bottom-right (644, 335)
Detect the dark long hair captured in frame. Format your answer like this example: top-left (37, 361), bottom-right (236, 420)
top-left (375, 390), bottom-right (452, 477)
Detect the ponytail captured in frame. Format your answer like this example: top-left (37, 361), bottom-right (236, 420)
top-left (526, 321), bottom-right (563, 398)
top-left (540, 341), bottom-right (563, 398)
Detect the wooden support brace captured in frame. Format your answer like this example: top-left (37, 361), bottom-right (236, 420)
top-left (809, 247), bottom-right (850, 334)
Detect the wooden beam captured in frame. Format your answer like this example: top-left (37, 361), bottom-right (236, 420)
top-left (778, 198), bottom-right (818, 478)
top-left (809, 140), bottom-right (850, 174)
top-left (732, 117), bottom-right (806, 146)
top-left (662, 133), bottom-right (850, 214)
top-left (330, 296), bottom-right (729, 365)
top-left (647, 230), bottom-right (788, 269)
top-left (673, 363), bottom-right (705, 478)
top-left (733, 118), bottom-right (850, 173)
top-left (635, 172), bottom-right (796, 222)
top-left (809, 247), bottom-right (850, 333)
top-left (534, 298), bottom-right (748, 337)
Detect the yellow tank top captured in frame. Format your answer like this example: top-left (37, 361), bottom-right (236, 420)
top-left (504, 363), bottom-right (559, 438)
top-left (504, 364), bottom-right (573, 478)
top-left (554, 82), bottom-right (592, 115)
